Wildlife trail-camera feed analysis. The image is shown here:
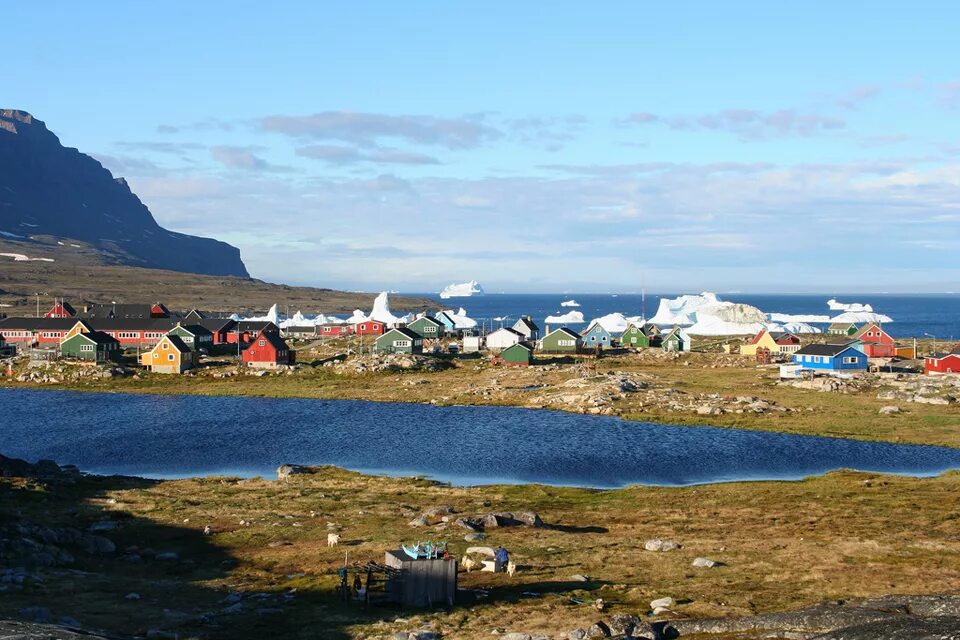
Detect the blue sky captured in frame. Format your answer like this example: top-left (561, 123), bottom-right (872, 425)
top-left (5, 2), bottom-right (960, 292)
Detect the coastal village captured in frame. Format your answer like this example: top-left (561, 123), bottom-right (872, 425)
top-left (0, 294), bottom-right (957, 378)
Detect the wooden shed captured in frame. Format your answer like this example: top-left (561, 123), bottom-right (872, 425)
top-left (383, 550), bottom-right (457, 607)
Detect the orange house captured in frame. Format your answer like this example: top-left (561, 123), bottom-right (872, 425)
top-left (140, 335), bottom-right (193, 374)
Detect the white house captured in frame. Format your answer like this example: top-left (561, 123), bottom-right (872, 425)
top-left (512, 316), bottom-right (540, 341)
top-left (485, 327), bottom-right (524, 352)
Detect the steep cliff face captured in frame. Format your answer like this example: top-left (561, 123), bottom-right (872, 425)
top-left (0, 109), bottom-right (249, 277)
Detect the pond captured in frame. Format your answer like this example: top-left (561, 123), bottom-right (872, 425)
top-left (2, 388), bottom-right (958, 488)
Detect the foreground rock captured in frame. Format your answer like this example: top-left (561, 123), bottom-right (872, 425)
top-left (0, 620), bottom-right (108, 639)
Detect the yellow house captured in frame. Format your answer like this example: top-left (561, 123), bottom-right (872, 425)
top-left (140, 335), bottom-right (193, 374)
top-left (740, 329), bottom-right (802, 357)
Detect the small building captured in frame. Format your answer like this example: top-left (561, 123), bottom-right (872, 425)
top-left (462, 335), bottom-right (483, 353)
top-left (540, 327), bottom-right (582, 354)
top-left (580, 322), bottom-right (612, 349)
top-left (925, 352), bottom-right (960, 375)
top-left (243, 330), bottom-right (294, 368)
top-left (740, 329), bottom-right (801, 357)
top-left (194, 318), bottom-right (237, 345)
top-left (373, 327), bottom-right (423, 355)
top-left (318, 324), bottom-right (352, 338)
top-left (354, 320), bottom-right (385, 336)
top-left (852, 323), bottom-right (896, 358)
top-left (45, 301), bottom-right (77, 318)
top-left (383, 550), bottom-right (457, 608)
top-left (434, 311), bottom-right (458, 336)
top-left (661, 327), bottom-right (690, 352)
top-left (60, 330), bottom-right (122, 364)
top-left (620, 323), bottom-right (650, 349)
top-left (827, 322), bottom-right (859, 336)
top-left (512, 316), bottom-right (540, 342)
top-left (407, 316), bottom-right (444, 340)
top-left (895, 344), bottom-right (917, 359)
top-left (500, 342), bottom-right (533, 366)
top-left (167, 324), bottom-right (215, 353)
top-left (485, 327), bottom-right (524, 352)
top-left (140, 335), bottom-right (194, 374)
top-left (283, 325), bottom-right (318, 339)
top-left (793, 343), bottom-right (867, 371)
top-left (80, 302), bottom-right (171, 319)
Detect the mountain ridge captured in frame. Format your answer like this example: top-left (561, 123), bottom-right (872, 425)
top-left (0, 109), bottom-right (249, 277)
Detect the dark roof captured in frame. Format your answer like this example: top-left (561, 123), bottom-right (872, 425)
top-left (492, 327), bottom-right (524, 337)
top-left (158, 335), bottom-right (191, 353)
top-left (248, 330), bottom-right (289, 351)
top-left (237, 321), bottom-right (279, 332)
top-left (0, 317), bottom-right (78, 330)
top-left (828, 322), bottom-right (857, 329)
top-left (50, 302), bottom-right (77, 316)
top-left (504, 341), bottom-right (534, 353)
top-left (795, 343), bottom-right (860, 357)
top-left (284, 325), bottom-right (317, 333)
top-left (928, 352), bottom-right (960, 360)
top-left (515, 317), bottom-right (539, 332)
top-left (70, 330), bottom-right (120, 346)
top-left (411, 315), bottom-right (442, 326)
top-left (91, 318), bottom-right (178, 331)
top-left (546, 327), bottom-right (581, 339)
top-left (181, 309), bottom-right (209, 321)
top-left (171, 324), bottom-right (214, 338)
top-left (380, 327), bottom-right (419, 341)
top-left (195, 318), bottom-right (237, 332)
top-left (79, 303), bottom-right (170, 319)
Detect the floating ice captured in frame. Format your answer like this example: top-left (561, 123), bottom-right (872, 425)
top-left (439, 281), bottom-right (485, 299)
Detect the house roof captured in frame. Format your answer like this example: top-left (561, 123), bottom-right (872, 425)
top-left (79, 303), bottom-right (170, 319)
top-left (828, 322), bottom-right (857, 330)
top-left (490, 327), bottom-right (523, 338)
top-left (514, 317), bottom-right (539, 332)
top-left (0, 317), bottom-right (79, 331)
top-left (795, 343), bottom-right (860, 357)
top-left (772, 332), bottom-right (799, 345)
top-left (928, 352), bottom-right (960, 360)
top-left (580, 322), bottom-right (611, 337)
top-left (380, 327), bottom-right (419, 341)
top-left (91, 318), bottom-right (179, 331)
top-left (545, 327), bottom-right (581, 340)
top-left (155, 335), bottom-right (191, 353)
top-left (503, 342), bottom-right (534, 353)
top-left (411, 315), bottom-right (442, 326)
top-left (284, 325), bottom-right (317, 333)
top-left (195, 318), bottom-right (237, 332)
top-left (48, 302), bottom-right (77, 316)
top-left (67, 330), bottom-right (120, 346)
top-left (237, 321), bottom-right (279, 332)
top-left (171, 324), bottom-right (214, 338)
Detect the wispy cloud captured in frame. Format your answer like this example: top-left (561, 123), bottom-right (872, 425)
top-left (835, 84), bottom-right (882, 109)
top-left (259, 111), bottom-right (501, 149)
top-left (621, 108), bottom-right (846, 140)
top-left (210, 145), bottom-right (292, 172)
top-left (296, 144), bottom-right (439, 165)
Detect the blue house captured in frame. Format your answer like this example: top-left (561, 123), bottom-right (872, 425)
top-left (793, 343), bottom-right (868, 371)
top-left (434, 311), bottom-right (458, 335)
top-left (580, 322), bottom-right (612, 349)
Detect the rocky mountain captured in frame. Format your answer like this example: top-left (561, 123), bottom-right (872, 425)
top-left (0, 109), bottom-right (248, 277)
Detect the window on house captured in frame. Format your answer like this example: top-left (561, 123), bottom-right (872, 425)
top-left (168, 354), bottom-right (174, 361)
top-left (153, 353), bottom-right (158, 359)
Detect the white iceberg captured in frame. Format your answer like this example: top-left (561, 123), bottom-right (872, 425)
top-left (649, 292), bottom-right (722, 325)
top-left (368, 291), bottom-right (405, 325)
top-left (768, 313), bottom-right (832, 323)
top-left (242, 304), bottom-right (281, 324)
top-left (828, 299), bottom-right (873, 313)
top-left (767, 321), bottom-right (822, 334)
top-left (830, 311), bottom-right (893, 324)
top-left (560, 299), bottom-right (580, 308)
top-left (439, 281), bottom-right (485, 299)
top-left (545, 310), bottom-right (585, 324)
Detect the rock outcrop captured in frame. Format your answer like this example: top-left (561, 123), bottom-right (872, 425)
top-left (0, 109), bottom-right (248, 277)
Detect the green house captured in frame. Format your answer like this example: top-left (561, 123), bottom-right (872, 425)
top-left (501, 342), bottom-right (533, 366)
top-left (827, 322), bottom-right (859, 336)
top-left (374, 328), bottom-right (423, 355)
top-left (407, 316), bottom-right (443, 339)
top-left (168, 324), bottom-right (215, 353)
top-left (540, 327), bottom-right (582, 353)
top-left (60, 330), bottom-right (122, 363)
top-left (620, 323), bottom-right (650, 349)
top-left (661, 327), bottom-right (689, 352)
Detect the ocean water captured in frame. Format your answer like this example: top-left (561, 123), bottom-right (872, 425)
top-left (3, 389), bottom-right (959, 488)
top-left (418, 293), bottom-right (960, 340)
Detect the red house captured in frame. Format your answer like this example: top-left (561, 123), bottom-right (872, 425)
top-left (852, 322), bottom-right (896, 358)
top-left (354, 321), bottom-right (385, 336)
top-left (45, 301), bottom-right (77, 318)
top-left (319, 324), bottom-right (352, 338)
top-left (242, 330), bottom-right (294, 368)
top-left (925, 353), bottom-right (960, 375)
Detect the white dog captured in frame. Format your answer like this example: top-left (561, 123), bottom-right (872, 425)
top-left (327, 533), bottom-right (341, 547)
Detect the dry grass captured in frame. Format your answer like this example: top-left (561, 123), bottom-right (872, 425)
top-left (2, 468), bottom-right (960, 639)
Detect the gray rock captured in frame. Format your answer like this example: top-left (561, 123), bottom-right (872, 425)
top-left (566, 630), bottom-right (587, 640)
top-left (464, 532), bottom-right (487, 542)
top-left (586, 621), bottom-right (611, 638)
top-left (650, 596), bottom-right (674, 610)
top-left (501, 634), bottom-right (531, 640)
top-left (155, 551), bottom-right (179, 561)
top-left (878, 405), bottom-right (902, 415)
top-left (81, 535), bottom-right (115, 555)
top-left (644, 539), bottom-right (681, 552)
top-left (124, 592), bottom-right (141, 600)
top-left (692, 557), bottom-right (722, 568)
top-left (570, 574), bottom-right (590, 582)
top-left (408, 514), bottom-right (430, 527)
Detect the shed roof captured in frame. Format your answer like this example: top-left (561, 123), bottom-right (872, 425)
top-left (795, 343), bottom-right (859, 357)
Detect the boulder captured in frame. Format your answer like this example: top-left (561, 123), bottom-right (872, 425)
top-left (692, 557), bottom-right (722, 568)
top-left (586, 621), bottom-right (610, 638)
top-left (650, 596), bottom-right (674, 610)
top-left (644, 539), bottom-right (681, 552)
top-left (408, 514), bottom-right (430, 527)
top-left (276, 464), bottom-right (315, 481)
top-left (878, 405), bottom-right (901, 415)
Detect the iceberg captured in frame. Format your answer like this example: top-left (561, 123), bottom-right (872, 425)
top-left (649, 292), bottom-right (721, 325)
top-left (438, 307), bottom-right (478, 329)
top-left (368, 291), bottom-right (405, 325)
top-left (560, 299), bottom-right (581, 308)
top-left (767, 321), bottom-right (822, 334)
top-left (830, 311), bottom-right (893, 324)
top-left (828, 299), bottom-right (873, 313)
top-left (242, 304), bottom-right (281, 324)
top-left (768, 313), bottom-right (832, 323)
top-left (439, 281), bottom-right (485, 299)
top-left (545, 310), bottom-right (585, 324)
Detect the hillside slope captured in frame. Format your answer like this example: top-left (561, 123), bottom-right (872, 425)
top-left (0, 109), bottom-right (248, 277)
top-left (0, 236), bottom-right (435, 316)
